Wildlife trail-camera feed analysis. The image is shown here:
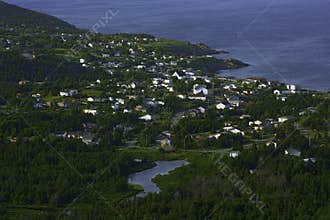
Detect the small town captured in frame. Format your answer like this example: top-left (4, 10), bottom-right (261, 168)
top-left (1, 24), bottom-right (326, 160)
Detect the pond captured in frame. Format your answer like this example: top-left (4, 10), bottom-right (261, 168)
top-left (128, 160), bottom-right (189, 198)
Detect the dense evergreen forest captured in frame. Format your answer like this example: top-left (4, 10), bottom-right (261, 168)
top-left (0, 1), bottom-right (75, 30)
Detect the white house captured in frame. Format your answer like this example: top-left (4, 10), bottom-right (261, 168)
top-left (224, 84), bottom-right (237, 90)
top-left (133, 158), bottom-right (143, 163)
top-left (60, 90), bottom-right (78, 97)
top-left (216, 102), bottom-right (229, 110)
top-left (286, 84), bottom-right (297, 91)
top-left (123, 109), bottom-right (132, 113)
top-left (266, 141), bottom-right (278, 148)
top-left (193, 84), bottom-right (208, 95)
top-left (136, 65), bottom-right (146, 69)
top-left (60, 91), bottom-right (69, 97)
top-left (204, 78), bottom-right (211, 83)
top-left (230, 128), bottom-right (245, 136)
top-left (282, 90), bottom-right (296, 94)
top-left (177, 94), bottom-right (186, 99)
top-left (239, 114), bottom-right (251, 120)
top-left (83, 109), bottom-right (98, 116)
top-left (227, 96), bottom-right (241, 107)
top-left (157, 101), bottom-right (165, 105)
top-left (229, 151), bottom-right (240, 158)
top-left (139, 114), bottom-right (152, 121)
top-left (278, 116), bottom-right (293, 123)
top-left (224, 126), bottom-right (234, 132)
top-left (152, 78), bottom-right (162, 86)
top-left (209, 133), bottom-right (222, 139)
top-left (87, 97), bottom-right (95, 102)
top-left (258, 83), bottom-right (267, 89)
top-left (273, 90), bottom-right (281, 95)
top-left (197, 106), bottom-right (206, 114)
top-left (31, 93), bottom-right (41, 98)
top-left (158, 137), bottom-right (172, 147)
top-left (185, 71), bottom-right (195, 76)
top-left (172, 71), bottom-right (185, 80)
top-left (224, 126), bottom-right (245, 136)
top-left (167, 87), bottom-right (174, 92)
top-left (254, 126), bottom-right (263, 131)
top-left (188, 95), bottom-right (207, 101)
top-left (277, 96), bottom-right (288, 102)
top-left (130, 82), bottom-right (136, 89)
top-left (116, 98), bottom-right (125, 105)
top-left (303, 158), bottom-right (316, 163)
top-left (254, 120), bottom-right (263, 126)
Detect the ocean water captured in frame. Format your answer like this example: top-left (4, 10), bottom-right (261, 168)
top-left (6, 0), bottom-right (330, 91)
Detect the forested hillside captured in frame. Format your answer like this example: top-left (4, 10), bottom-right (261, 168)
top-left (0, 1), bottom-right (75, 30)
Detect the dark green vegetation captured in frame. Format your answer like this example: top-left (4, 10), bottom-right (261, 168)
top-left (142, 39), bottom-right (223, 56)
top-left (181, 56), bottom-right (249, 72)
top-left (0, 2), bottom-right (330, 219)
top-left (0, 1), bottom-right (75, 30)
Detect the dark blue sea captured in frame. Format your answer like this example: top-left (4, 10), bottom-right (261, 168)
top-left (6, 0), bottom-right (330, 91)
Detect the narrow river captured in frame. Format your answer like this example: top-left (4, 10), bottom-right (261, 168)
top-left (128, 160), bottom-right (189, 198)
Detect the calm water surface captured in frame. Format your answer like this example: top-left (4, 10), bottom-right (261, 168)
top-left (128, 160), bottom-right (188, 198)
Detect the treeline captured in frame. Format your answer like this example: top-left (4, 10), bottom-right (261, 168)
top-left (0, 51), bottom-right (106, 82)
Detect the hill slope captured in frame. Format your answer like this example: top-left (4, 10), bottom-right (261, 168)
top-left (0, 1), bottom-right (75, 30)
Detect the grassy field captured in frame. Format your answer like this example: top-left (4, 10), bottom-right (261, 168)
top-left (81, 89), bottom-right (103, 97)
